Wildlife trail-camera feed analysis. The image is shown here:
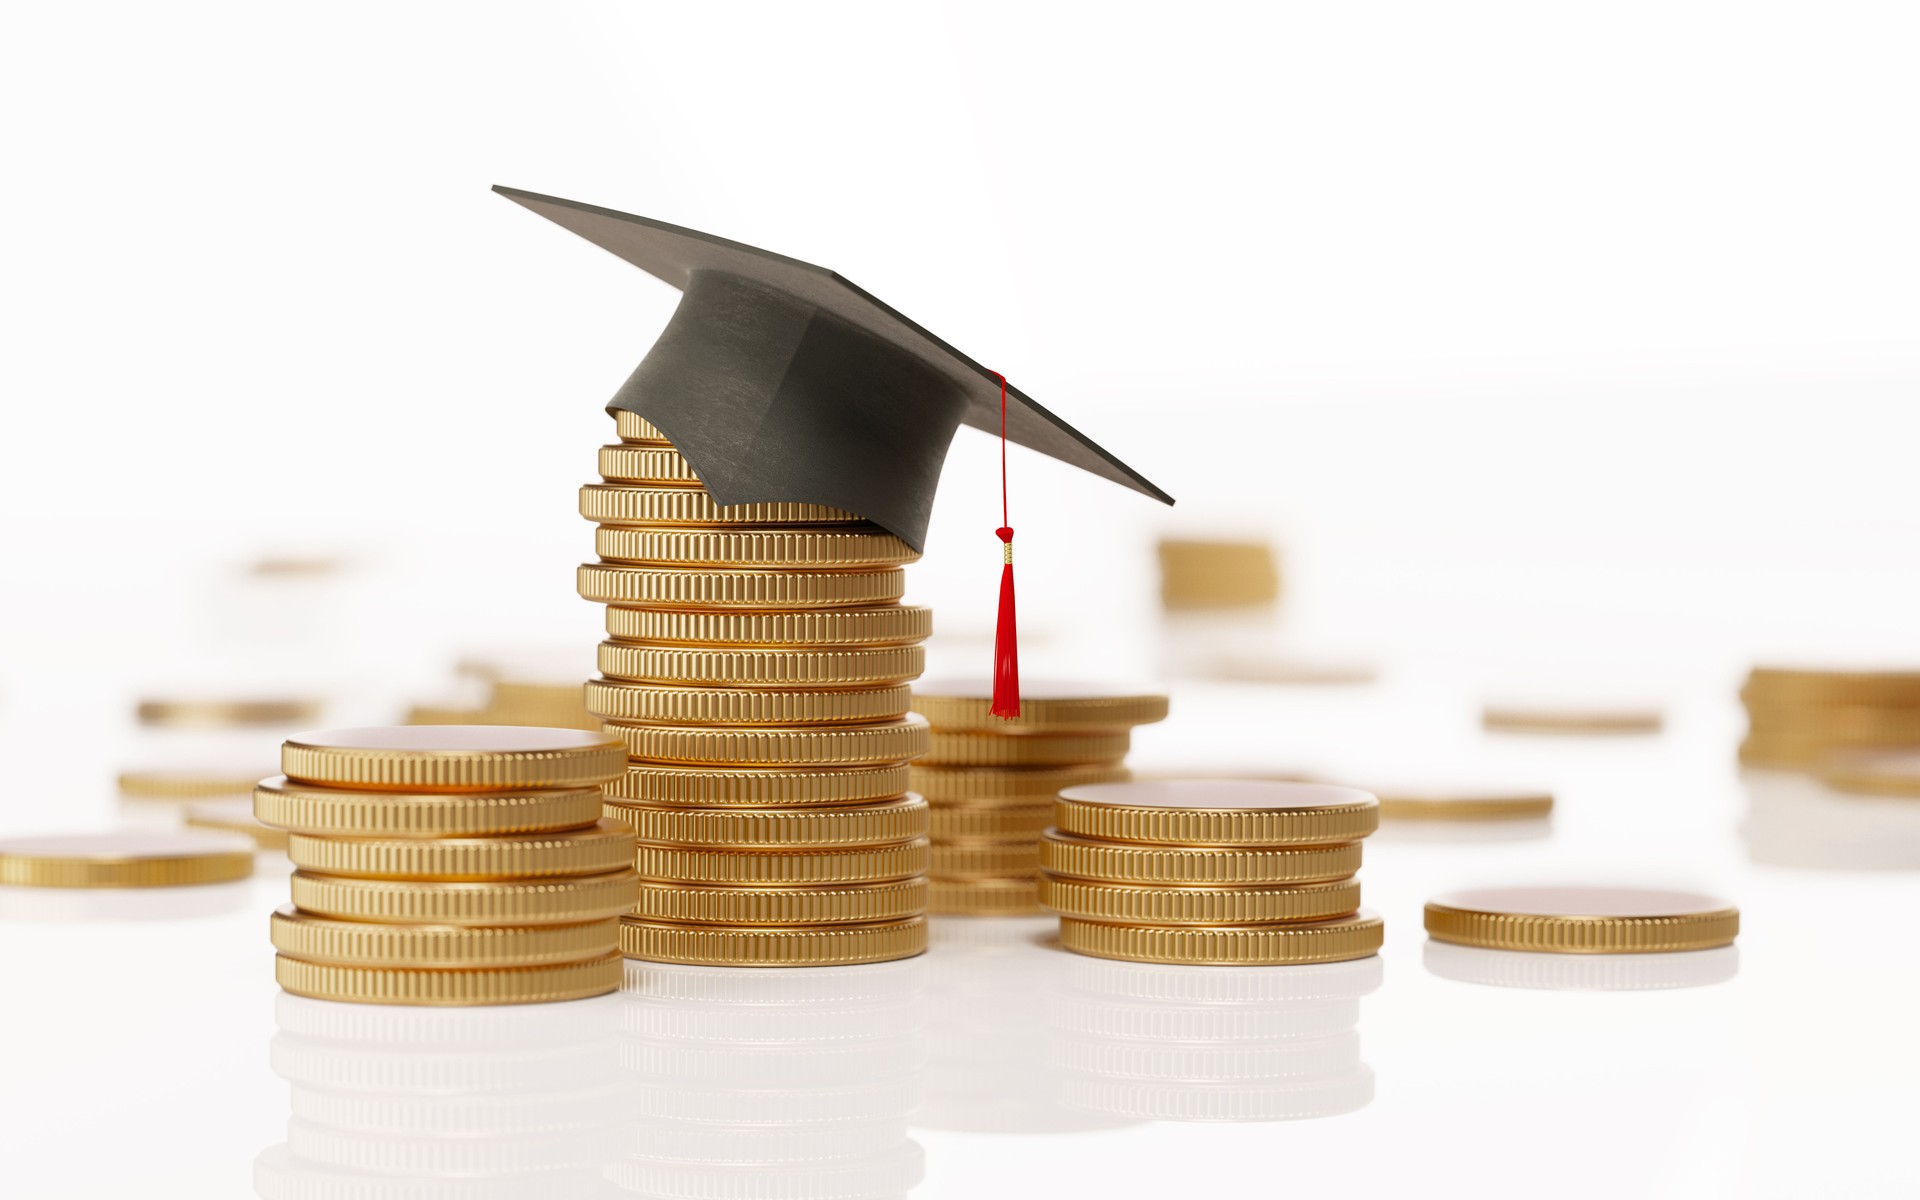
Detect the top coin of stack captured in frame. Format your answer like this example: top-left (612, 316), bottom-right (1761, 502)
top-left (581, 411), bottom-right (933, 967)
top-left (910, 680), bottom-right (1168, 916)
top-left (254, 726), bottom-right (638, 1005)
top-left (1740, 666), bottom-right (1920, 770)
top-left (1039, 780), bottom-right (1382, 965)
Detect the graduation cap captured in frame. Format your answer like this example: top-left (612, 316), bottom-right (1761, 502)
top-left (494, 185), bottom-right (1173, 716)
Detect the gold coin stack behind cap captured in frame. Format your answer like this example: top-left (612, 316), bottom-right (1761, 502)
top-left (1739, 666), bottom-right (1920, 770)
top-left (1039, 779), bottom-right (1383, 965)
top-left (910, 681), bottom-right (1168, 916)
top-left (584, 413), bottom-right (932, 966)
top-left (255, 726), bottom-right (636, 1004)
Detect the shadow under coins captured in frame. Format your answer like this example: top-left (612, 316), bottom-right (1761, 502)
top-left (257, 992), bottom-right (628, 1198)
top-left (917, 917), bottom-right (1381, 1130)
top-left (611, 956), bottom-right (929, 1199)
top-left (1741, 768), bottom-right (1920, 870)
top-left (1423, 940), bottom-right (1740, 992)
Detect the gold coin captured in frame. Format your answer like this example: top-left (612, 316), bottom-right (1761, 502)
top-left (1423, 886), bottom-right (1739, 953)
top-left (925, 730), bottom-right (1130, 767)
top-left (585, 679), bottom-right (910, 725)
top-left (928, 802), bottom-right (1051, 840)
top-left (633, 838), bottom-right (929, 886)
top-left (631, 878), bottom-right (927, 925)
top-left (580, 482), bottom-right (866, 527)
top-left (597, 443), bottom-right (703, 485)
top-left (118, 767), bottom-right (267, 800)
top-left (280, 727), bottom-right (627, 792)
top-left (1745, 704), bottom-right (1920, 738)
top-left (927, 876), bottom-right (1042, 916)
top-left (1039, 876), bottom-right (1362, 925)
top-left (910, 762), bottom-right (1130, 802)
top-left (137, 697), bottom-right (321, 729)
top-left (1482, 705), bottom-right (1663, 734)
top-left (286, 819), bottom-right (636, 881)
top-left (610, 796), bottom-right (927, 848)
top-left (1156, 539), bottom-right (1280, 610)
top-left (275, 951), bottom-right (622, 1006)
top-left (184, 798), bottom-right (290, 850)
top-left (912, 681), bottom-right (1168, 732)
top-left (618, 916), bottom-right (927, 966)
top-left (606, 762), bottom-right (911, 807)
top-left (1820, 750), bottom-right (1920, 796)
top-left (269, 906), bottom-right (618, 968)
top-left (1054, 780), bottom-right (1379, 846)
top-left (614, 410), bottom-right (671, 444)
top-left (578, 563), bottom-right (905, 609)
top-left (594, 525), bottom-right (918, 568)
top-left (1040, 832), bottom-right (1361, 885)
top-left (603, 715), bottom-right (930, 766)
top-left (288, 868), bottom-right (641, 925)
top-left (1058, 911), bottom-right (1383, 965)
top-left (1371, 787), bottom-right (1555, 821)
top-left (482, 682), bottom-right (599, 732)
top-left (403, 705), bottom-right (488, 726)
top-left (0, 832), bottom-right (255, 888)
top-left (605, 604), bottom-right (931, 647)
top-left (1744, 666), bottom-right (1920, 706)
top-left (253, 776), bottom-right (605, 837)
top-left (930, 839), bottom-right (1039, 876)
top-left (596, 641), bottom-right (924, 687)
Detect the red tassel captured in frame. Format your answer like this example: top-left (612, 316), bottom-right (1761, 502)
top-left (990, 525), bottom-right (1020, 717)
top-left (988, 370), bottom-right (1020, 718)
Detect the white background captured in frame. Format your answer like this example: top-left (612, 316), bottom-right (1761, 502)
top-left (2, 2), bottom-right (1918, 1197)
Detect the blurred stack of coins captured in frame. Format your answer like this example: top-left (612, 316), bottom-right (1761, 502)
top-left (613, 960), bottom-right (927, 1197)
top-left (1157, 538), bottom-right (1280, 612)
top-left (1740, 667), bottom-right (1920, 770)
top-left (910, 681), bottom-right (1168, 916)
top-left (1039, 780), bottom-right (1383, 966)
top-left (580, 410), bottom-right (932, 966)
top-left (117, 695), bottom-right (321, 823)
top-left (258, 994), bottom-right (625, 1193)
top-left (255, 726), bottom-right (638, 1005)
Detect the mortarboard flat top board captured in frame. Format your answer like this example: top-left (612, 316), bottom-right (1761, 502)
top-left (493, 186), bottom-right (1172, 551)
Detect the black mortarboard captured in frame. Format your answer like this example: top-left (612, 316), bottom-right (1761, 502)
top-left (492, 186), bottom-right (1172, 552)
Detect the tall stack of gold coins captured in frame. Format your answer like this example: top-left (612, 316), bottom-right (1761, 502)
top-left (1740, 666), bottom-right (1920, 770)
top-left (1039, 780), bottom-right (1383, 966)
top-left (254, 726), bottom-right (639, 1005)
top-left (580, 411), bottom-right (932, 966)
top-left (909, 681), bottom-right (1168, 916)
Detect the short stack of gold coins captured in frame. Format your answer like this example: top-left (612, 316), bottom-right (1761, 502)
top-left (1740, 666), bottom-right (1920, 770)
top-left (1039, 780), bottom-right (1384, 965)
top-left (909, 682), bottom-right (1169, 916)
top-left (254, 726), bottom-right (640, 1005)
top-left (579, 410), bottom-right (933, 966)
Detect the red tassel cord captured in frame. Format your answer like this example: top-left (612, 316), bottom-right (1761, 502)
top-left (989, 371), bottom-right (1020, 718)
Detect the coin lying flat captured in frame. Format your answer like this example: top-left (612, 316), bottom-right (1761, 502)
top-left (253, 776), bottom-right (606, 838)
top-left (606, 762), bottom-right (911, 807)
top-left (609, 796), bottom-right (927, 848)
top-left (614, 410), bottom-right (672, 444)
top-left (911, 680), bottom-right (1169, 732)
top-left (1053, 780), bottom-right (1379, 847)
top-left (0, 832), bottom-right (256, 888)
top-left (1481, 704), bottom-right (1663, 734)
top-left (285, 819), bottom-right (636, 881)
top-left (269, 906), bottom-right (619, 968)
top-left (596, 642), bottom-right (924, 688)
top-left (927, 876), bottom-right (1042, 916)
top-left (619, 916), bottom-right (928, 966)
top-left (1369, 786), bottom-right (1554, 822)
top-left (280, 727), bottom-right (627, 792)
top-left (585, 679), bottom-right (911, 726)
top-left (1057, 911), bottom-right (1384, 965)
top-left (119, 768), bottom-right (272, 800)
top-left (1423, 886), bottom-right (1739, 953)
top-left (605, 604), bottom-right (932, 648)
top-left (1039, 832), bottom-right (1362, 886)
top-left (925, 730), bottom-right (1131, 768)
top-left (630, 879), bottom-right (928, 925)
top-left (580, 482), bottom-right (866, 527)
top-left (1038, 876), bottom-right (1363, 925)
top-left (593, 525), bottom-right (919, 568)
top-left (274, 951), bottom-right (622, 1006)
top-left (603, 716), bottom-right (929, 767)
top-left (911, 763), bottom-right (1130, 803)
top-left (137, 697), bottom-right (322, 729)
top-left (578, 563), bottom-right (906, 609)
top-left (287, 868), bottom-right (641, 925)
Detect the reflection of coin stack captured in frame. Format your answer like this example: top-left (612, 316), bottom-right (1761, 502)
top-left (580, 411), bottom-right (932, 966)
top-left (1040, 780), bottom-right (1383, 966)
top-left (918, 918), bottom-right (1140, 1135)
top-left (256, 993), bottom-right (625, 1195)
top-left (255, 727), bottom-right (638, 1005)
top-left (1741, 667), bottom-right (1920, 769)
top-left (612, 959), bottom-right (928, 1197)
top-left (1045, 953), bottom-right (1380, 1123)
top-left (910, 682), bottom-right (1167, 916)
